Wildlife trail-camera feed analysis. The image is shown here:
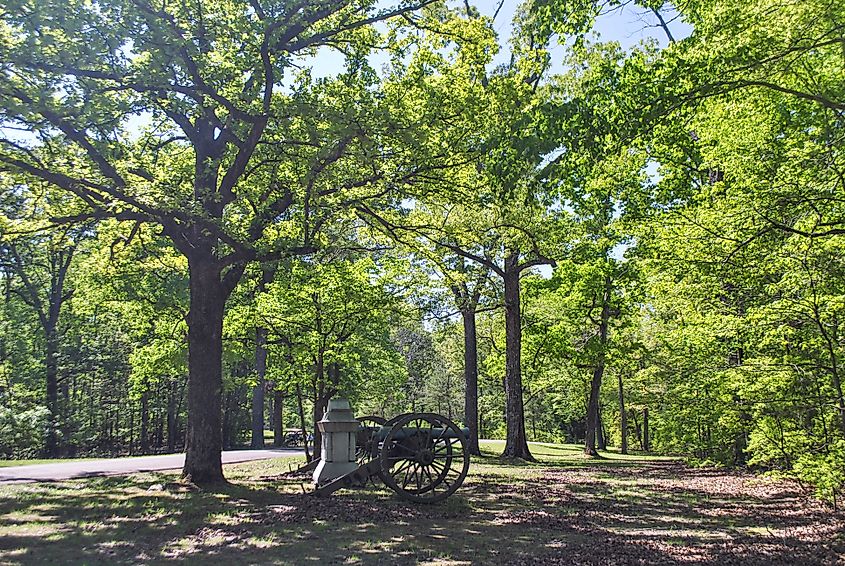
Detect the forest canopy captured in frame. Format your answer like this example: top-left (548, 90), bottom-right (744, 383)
top-left (0, 0), bottom-right (843, 504)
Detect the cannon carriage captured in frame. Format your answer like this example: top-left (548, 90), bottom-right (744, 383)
top-left (311, 406), bottom-right (470, 503)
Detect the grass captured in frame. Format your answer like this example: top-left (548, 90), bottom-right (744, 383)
top-left (0, 438), bottom-right (656, 468)
top-left (0, 457), bottom-right (104, 468)
top-left (0, 442), bottom-right (841, 565)
top-left (1, 442), bottom-right (292, 468)
top-left (479, 439), bottom-right (679, 464)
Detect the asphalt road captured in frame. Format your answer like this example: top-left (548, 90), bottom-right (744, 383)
top-left (0, 448), bottom-right (304, 483)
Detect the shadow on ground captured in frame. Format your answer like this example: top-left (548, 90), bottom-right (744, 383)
top-left (0, 456), bottom-right (842, 565)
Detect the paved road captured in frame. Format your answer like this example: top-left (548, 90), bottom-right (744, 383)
top-left (0, 448), bottom-right (304, 483)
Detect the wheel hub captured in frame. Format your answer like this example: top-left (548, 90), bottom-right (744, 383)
top-left (417, 450), bottom-right (435, 466)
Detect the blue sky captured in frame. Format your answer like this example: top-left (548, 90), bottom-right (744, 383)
top-left (309, 1), bottom-right (690, 80)
top-left (488, 0), bottom-right (689, 50)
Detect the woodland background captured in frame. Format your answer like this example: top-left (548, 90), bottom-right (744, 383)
top-left (0, 0), bottom-right (843, 505)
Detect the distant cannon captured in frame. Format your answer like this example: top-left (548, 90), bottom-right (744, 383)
top-left (309, 401), bottom-right (470, 503)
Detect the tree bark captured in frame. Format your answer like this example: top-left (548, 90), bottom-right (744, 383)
top-left (585, 276), bottom-right (612, 457)
top-left (182, 257), bottom-right (227, 484)
top-left (140, 390), bottom-right (150, 454)
top-left (596, 405), bottom-right (607, 451)
top-left (584, 380), bottom-right (600, 456)
top-left (251, 327), bottom-right (267, 448)
top-left (166, 379), bottom-right (179, 453)
top-left (295, 384), bottom-right (311, 462)
top-left (618, 373), bottom-right (628, 455)
top-left (251, 264), bottom-right (275, 449)
top-left (312, 352), bottom-right (325, 457)
top-left (501, 255), bottom-right (533, 461)
top-left (273, 389), bottom-right (284, 447)
top-left (313, 390), bottom-right (324, 458)
top-left (44, 329), bottom-right (59, 457)
top-left (461, 308), bottom-right (481, 456)
top-left (632, 410), bottom-right (643, 450)
top-left (816, 312), bottom-right (845, 441)
top-left (8, 240), bottom-right (74, 458)
top-left (643, 407), bottom-right (650, 452)
top-left (311, 362), bottom-right (339, 458)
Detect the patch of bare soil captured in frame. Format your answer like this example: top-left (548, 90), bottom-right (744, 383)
top-left (262, 463), bottom-right (845, 565)
top-left (488, 464), bottom-right (845, 565)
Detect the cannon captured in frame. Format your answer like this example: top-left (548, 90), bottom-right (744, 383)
top-left (312, 411), bottom-right (471, 503)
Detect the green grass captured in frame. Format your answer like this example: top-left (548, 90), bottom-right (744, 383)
top-left (0, 457), bottom-right (104, 468)
top-left (0, 444), bottom-right (837, 565)
top-left (0, 453), bottom-right (186, 468)
top-left (479, 439), bottom-right (679, 464)
top-left (1, 444), bottom-right (295, 468)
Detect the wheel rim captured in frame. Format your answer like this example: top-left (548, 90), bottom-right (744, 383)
top-left (355, 415), bottom-right (387, 465)
top-left (379, 413), bottom-right (469, 503)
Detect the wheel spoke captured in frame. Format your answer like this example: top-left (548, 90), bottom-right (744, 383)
top-left (391, 458), bottom-right (413, 476)
top-left (400, 461), bottom-right (415, 489)
top-left (432, 451), bottom-right (459, 460)
top-left (433, 437), bottom-right (457, 453)
top-left (421, 464), bottom-right (434, 487)
top-left (378, 413), bottom-right (469, 502)
top-left (428, 459), bottom-right (446, 475)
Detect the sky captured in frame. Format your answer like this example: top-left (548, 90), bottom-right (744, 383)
top-left (487, 0), bottom-right (690, 52)
top-left (307, 1), bottom-right (690, 81)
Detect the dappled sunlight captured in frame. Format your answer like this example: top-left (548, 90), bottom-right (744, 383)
top-left (0, 456), bottom-right (842, 564)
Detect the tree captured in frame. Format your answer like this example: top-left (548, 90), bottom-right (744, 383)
top-left (257, 254), bottom-right (411, 452)
top-left (449, 258), bottom-right (490, 455)
top-left (77, 218), bottom-right (189, 455)
top-left (0, 186), bottom-right (86, 456)
top-left (0, 0), bottom-right (455, 483)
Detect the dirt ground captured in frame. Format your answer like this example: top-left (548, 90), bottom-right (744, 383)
top-left (0, 451), bottom-right (843, 565)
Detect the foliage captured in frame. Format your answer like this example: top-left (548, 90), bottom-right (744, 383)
top-left (0, 0), bottom-right (843, 503)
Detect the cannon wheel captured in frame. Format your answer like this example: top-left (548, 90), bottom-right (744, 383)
top-left (372, 412), bottom-right (418, 467)
top-left (355, 415), bottom-right (387, 464)
top-left (378, 413), bottom-right (469, 503)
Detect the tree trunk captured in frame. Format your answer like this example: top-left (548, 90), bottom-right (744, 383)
top-left (632, 410), bottom-right (643, 450)
top-left (596, 405), bottom-right (607, 451)
top-left (251, 265), bottom-right (275, 449)
top-left (501, 257), bottom-right (533, 461)
top-left (311, 353), bottom-right (325, 457)
top-left (182, 257), bottom-right (226, 484)
top-left (585, 362), bottom-right (604, 456)
top-left (44, 329), bottom-right (59, 457)
top-left (60, 374), bottom-right (70, 454)
top-left (273, 389), bottom-right (284, 447)
top-left (643, 407), bottom-right (650, 452)
top-left (584, 276), bottom-right (611, 457)
top-left (817, 313), bottom-right (845, 441)
top-left (251, 327), bottom-right (267, 448)
top-left (221, 392), bottom-right (231, 450)
top-left (295, 384), bottom-right (311, 462)
top-left (461, 309), bottom-right (481, 455)
top-left (140, 390), bottom-right (150, 454)
top-left (167, 379), bottom-right (179, 453)
top-left (128, 402), bottom-right (135, 456)
top-left (618, 374), bottom-right (628, 455)
top-left (7, 242), bottom-right (73, 458)
top-left (313, 391), bottom-right (323, 459)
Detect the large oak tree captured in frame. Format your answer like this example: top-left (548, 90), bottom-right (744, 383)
top-left (0, 0), bottom-right (452, 483)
